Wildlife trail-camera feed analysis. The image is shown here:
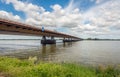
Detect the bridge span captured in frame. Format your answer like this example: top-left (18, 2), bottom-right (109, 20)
top-left (0, 18), bottom-right (81, 44)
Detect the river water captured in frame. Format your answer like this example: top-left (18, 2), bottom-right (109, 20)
top-left (0, 40), bottom-right (120, 66)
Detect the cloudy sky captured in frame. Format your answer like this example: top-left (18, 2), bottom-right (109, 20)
top-left (0, 0), bottom-right (120, 39)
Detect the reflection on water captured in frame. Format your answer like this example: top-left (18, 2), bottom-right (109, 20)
top-left (39, 44), bottom-right (57, 61)
top-left (0, 40), bottom-right (120, 66)
top-left (63, 42), bottom-right (72, 47)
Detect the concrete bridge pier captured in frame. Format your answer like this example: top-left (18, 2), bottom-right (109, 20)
top-left (63, 38), bottom-right (81, 43)
top-left (63, 38), bottom-right (72, 43)
top-left (41, 36), bottom-right (56, 45)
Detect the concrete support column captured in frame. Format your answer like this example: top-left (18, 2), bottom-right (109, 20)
top-left (68, 38), bottom-right (71, 42)
top-left (63, 38), bottom-right (72, 42)
top-left (42, 36), bottom-right (46, 40)
top-left (51, 36), bottom-right (54, 40)
top-left (63, 37), bottom-right (66, 43)
top-left (41, 36), bottom-right (56, 45)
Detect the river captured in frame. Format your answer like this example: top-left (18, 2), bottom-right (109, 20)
top-left (0, 40), bottom-right (120, 66)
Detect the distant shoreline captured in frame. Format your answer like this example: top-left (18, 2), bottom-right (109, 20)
top-left (84, 39), bottom-right (120, 41)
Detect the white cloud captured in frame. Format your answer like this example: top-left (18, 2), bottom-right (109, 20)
top-left (75, 0), bottom-right (120, 38)
top-left (0, 10), bottom-right (21, 21)
top-left (3, 0), bottom-right (82, 28)
top-left (89, 0), bottom-right (107, 4)
top-left (96, 0), bottom-right (103, 4)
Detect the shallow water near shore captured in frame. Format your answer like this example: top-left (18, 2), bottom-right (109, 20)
top-left (0, 40), bottom-right (120, 66)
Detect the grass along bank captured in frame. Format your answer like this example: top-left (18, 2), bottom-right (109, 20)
top-left (0, 57), bottom-right (120, 77)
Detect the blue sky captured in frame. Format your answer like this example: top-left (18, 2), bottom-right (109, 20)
top-left (0, 0), bottom-right (97, 18)
top-left (30, 0), bottom-right (70, 11)
top-left (29, 0), bottom-right (97, 11)
top-left (0, 0), bottom-right (120, 39)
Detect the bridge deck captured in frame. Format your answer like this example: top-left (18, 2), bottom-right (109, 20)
top-left (0, 18), bottom-right (80, 39)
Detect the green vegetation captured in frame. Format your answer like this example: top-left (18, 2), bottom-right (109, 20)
top-left (0, 57), bottom-right (119, 77)
top-left (85, 38), bottom-right (120, 41)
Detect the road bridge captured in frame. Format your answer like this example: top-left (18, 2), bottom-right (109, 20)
top-left (0, 18), bottom-right (81, 44)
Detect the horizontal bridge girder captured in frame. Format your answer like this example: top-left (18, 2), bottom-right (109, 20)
top-left (0, 18), bottom-right (81, 39)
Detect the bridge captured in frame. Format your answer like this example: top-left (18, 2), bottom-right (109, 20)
top-left (0, 18), bottom-right (81, 44)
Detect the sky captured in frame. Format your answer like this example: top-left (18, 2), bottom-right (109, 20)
top-left (0, 0), bottom-right (120, 39)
